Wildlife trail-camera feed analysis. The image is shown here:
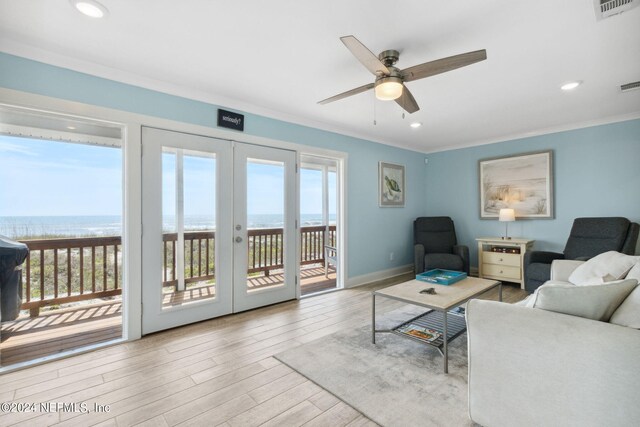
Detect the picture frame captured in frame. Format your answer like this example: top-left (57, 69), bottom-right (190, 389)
top-left (379, 162), bottom-right (405, 207)
top-left (479, 150), bottom-right (553, 219)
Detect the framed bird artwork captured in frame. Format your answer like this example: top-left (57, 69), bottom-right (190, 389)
top-left (379, 162), bottom-right (405, 207)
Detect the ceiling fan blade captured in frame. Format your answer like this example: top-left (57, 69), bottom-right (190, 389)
top-left (395, 85), bottom-right (420, 114)
top-left (401, 49), bottom-right (487, 82)
top-left (318, 83), bottom-right (375, 105)
top-left (340, 35), bottom-right (390, 76)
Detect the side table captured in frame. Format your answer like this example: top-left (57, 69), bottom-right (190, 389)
top-left (476, 237), bottom-right (534, 290)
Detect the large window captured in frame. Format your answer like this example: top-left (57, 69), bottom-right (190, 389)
top-left (0, 106), bottom-right (124, 368)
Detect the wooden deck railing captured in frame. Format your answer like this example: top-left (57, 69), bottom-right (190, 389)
top-left (18, 225), bottom-right (337, 316)
top-left (300, 225), bottom-right (336, 266)
top-left (246, 225), bottom-right (337, 275)
top-left (18, 237), bottom-right (122, 317)
top-left (162, 231), bottom-right (216, 287)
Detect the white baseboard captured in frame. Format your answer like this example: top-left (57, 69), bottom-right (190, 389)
top-left (346, 264), bottom-right (413, 288)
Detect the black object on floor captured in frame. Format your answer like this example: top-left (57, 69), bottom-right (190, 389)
top-left (0, 236), bottom-right (29, 322)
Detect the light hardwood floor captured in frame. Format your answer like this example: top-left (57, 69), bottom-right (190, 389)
top-left (0, 274), bottom-right (526, 427)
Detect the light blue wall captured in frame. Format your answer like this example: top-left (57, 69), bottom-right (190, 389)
top-left (425, 120), bottom-right (640, 266)
top-left (0, 52), bottom-right (428, 278)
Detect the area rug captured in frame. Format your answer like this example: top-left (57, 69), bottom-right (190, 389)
top-left (275, 305), bottom-right (473, 427)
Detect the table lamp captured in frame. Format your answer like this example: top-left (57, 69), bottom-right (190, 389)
top-left (499, 208), bottom-right (515, 240)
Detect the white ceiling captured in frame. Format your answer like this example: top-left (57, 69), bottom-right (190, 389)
top-left (1, 0), bottom-right (639, 153)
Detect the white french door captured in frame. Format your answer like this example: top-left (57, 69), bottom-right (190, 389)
top-left (141, 127), bottom-right (233, 333)
top-left (233, 143), bottom-right (297, 312)
top-left (142, 127), bottom-right (296, 334)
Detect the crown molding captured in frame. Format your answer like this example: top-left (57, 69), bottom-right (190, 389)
top-left (422, 111), bottom-right (640, 155)
top-left (2, 39), bottom-right (638, 157)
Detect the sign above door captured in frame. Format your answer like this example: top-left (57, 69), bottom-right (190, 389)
top-left (217, 109), bottom-right (244, 132)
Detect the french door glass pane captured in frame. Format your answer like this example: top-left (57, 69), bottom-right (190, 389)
top-left (246, 158), bottom-right (285, 292)
top-left (161, 147), bottom-right (217, 309)
top-left (300, 168), bottom-right (322, 226)
top-left (328, 171), bottom-right (337, 226)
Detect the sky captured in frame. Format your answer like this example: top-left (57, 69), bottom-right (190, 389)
top-left (1, 135), bottom-right (335, 218)
top-left (0, 135), bottom-right (122, 216)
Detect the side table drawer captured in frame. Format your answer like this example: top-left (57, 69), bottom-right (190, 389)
top-left (482, 263), bottom-right (521, 280)
top-left (483, 252), bottom-right (520, 267)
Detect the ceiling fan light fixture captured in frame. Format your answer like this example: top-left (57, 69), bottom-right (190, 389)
top-left (375, 76), bottom-right (403, 101)
top-left (561, 81), bottom-right (582, 91)
top-left (70, 0), bottom-right (108, 18)
top-left (410, 122), bottom-right (422, 128)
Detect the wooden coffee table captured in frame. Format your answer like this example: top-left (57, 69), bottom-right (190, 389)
top-left (372, 276), bottom-right (501, 373)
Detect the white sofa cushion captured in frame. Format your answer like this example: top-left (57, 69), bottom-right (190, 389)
top-left (568, 251), bottom-right (640, 285)
top-left (516, 280), bottom-right (574, 308)
top-left (467, 299), bottom-right (640, 427)
top-left (610, 285), bottom-right (640, 329)
top-left (532, 279), bottom-right (638, 322)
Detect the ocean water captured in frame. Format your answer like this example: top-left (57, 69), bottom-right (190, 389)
top-left (0, 214), bottom-right (336, 239)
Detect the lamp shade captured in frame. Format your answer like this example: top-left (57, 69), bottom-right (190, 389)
top-left (375, 76), bottom-right (403, 100)
top-left (499, 208), bottom-right (515, 222)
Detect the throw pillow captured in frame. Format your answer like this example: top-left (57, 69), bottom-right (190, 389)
top-left (515, 294), bottom-right (535, 308)
top-left (626, 262), bottom-right (640, 282)
top-left (610, 285), bottom-right (640, 329)
top-left (568, 251), bottom-right (640, 286)
top-left (516, 280), bottom-right (577, 308)
top-left (532, 279), bottom-right (638, 322)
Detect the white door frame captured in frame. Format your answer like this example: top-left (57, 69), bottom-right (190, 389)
top-left (0, 88), bottom-right (349, 344)
top-left (298, 154), bottom-right (346, 294)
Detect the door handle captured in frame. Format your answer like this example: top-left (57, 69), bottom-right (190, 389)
top-left (235, 236), bottom-right (243, 243)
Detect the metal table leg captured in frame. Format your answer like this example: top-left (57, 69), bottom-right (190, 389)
top-left (499, 282), bottom-right (503, 302)
top-left (443, 310), bottom-right (448, 374)
top-left (372, 293), bottom-right (376, 344)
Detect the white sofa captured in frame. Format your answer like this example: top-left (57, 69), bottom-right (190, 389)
top-left (466, 256), bottom-right (640, 427)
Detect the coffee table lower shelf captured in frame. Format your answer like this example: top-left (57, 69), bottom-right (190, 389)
top-left (390, 310), bottom-right (467, 353)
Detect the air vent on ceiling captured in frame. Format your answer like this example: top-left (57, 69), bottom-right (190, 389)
top-left (594, 0), bottom-right (639, 20)
top-left (620, 81), bottom-right (640, 92)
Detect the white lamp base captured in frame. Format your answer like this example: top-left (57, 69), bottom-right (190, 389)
top-left (501, 223), bottom-right (511, 240)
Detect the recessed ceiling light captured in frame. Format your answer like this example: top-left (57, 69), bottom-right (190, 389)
top-left (70, 0), bottom-right (108, 18)
top-left (66, 126), bottom-right (76, 130)
top-left (410, 122), bottom-right (422, 128)
top-left (561, 81), bottom-right (582, 91)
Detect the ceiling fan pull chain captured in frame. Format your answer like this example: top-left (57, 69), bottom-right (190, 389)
top-left (373, 93), bottom-right (377, 125)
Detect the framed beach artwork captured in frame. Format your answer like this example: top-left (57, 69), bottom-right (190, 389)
top-left (479, 150), bottom-right (554, 219)
top-left (379, 162), bottom-right (405, 207)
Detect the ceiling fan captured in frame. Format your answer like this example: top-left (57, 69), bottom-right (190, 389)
top-left (318, 35), bottom-right (487, 114)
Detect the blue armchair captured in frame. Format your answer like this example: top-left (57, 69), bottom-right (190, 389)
top-left (414, 217), bottom-right (470, 274)
top-left (523, 217), bottom-right (639, 293)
